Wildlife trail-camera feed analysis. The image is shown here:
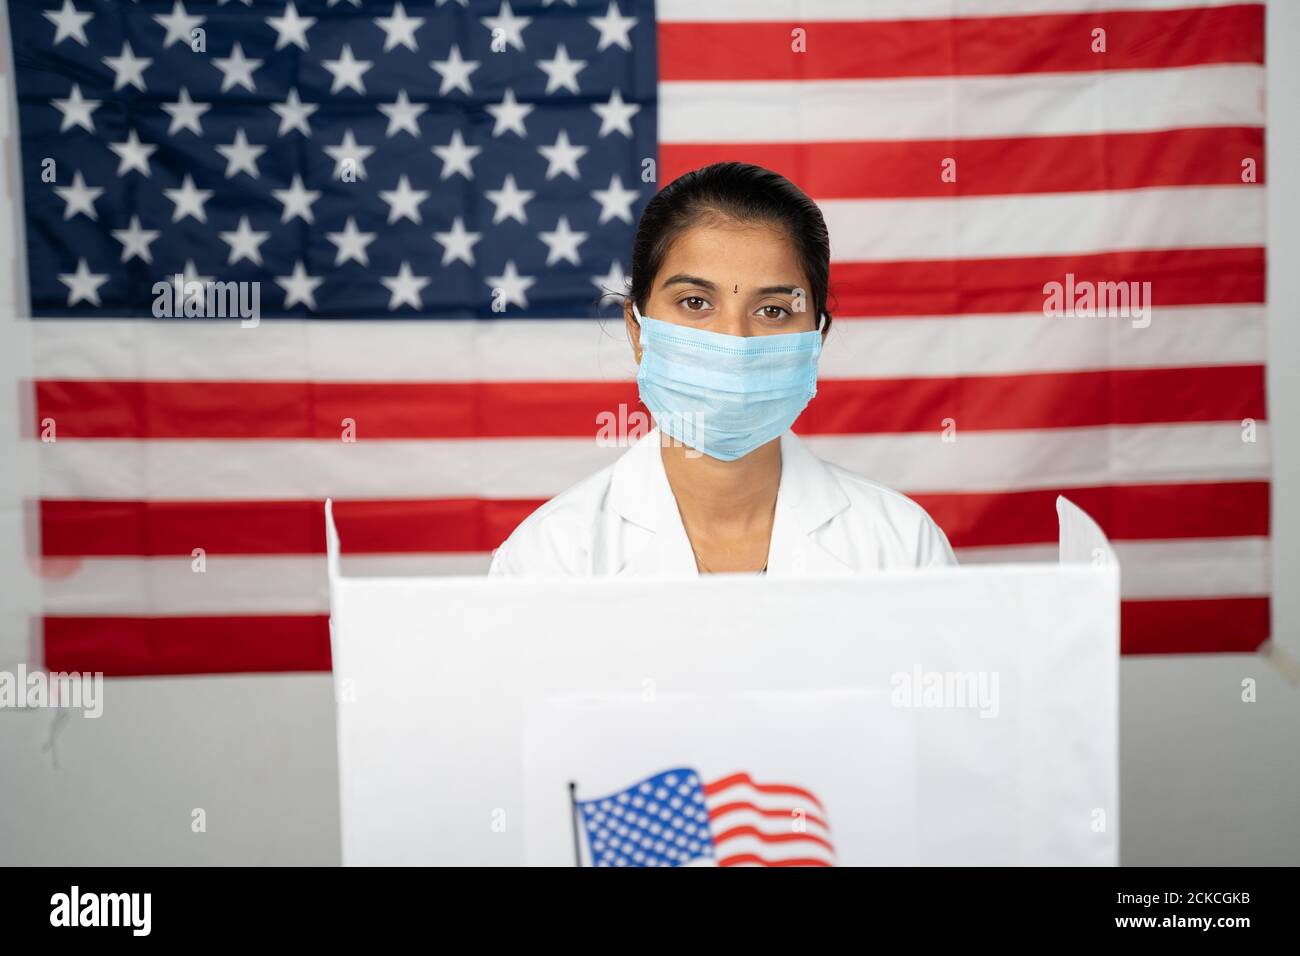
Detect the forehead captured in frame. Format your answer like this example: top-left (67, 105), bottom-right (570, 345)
top-left (656, 220), bottom-right (807, 287)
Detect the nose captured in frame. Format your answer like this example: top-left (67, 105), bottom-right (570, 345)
top-left (712, 302), bottom-right (752, 337)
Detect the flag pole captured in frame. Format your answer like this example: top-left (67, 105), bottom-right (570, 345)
top-left (568, 781), bottom-right (582, 867)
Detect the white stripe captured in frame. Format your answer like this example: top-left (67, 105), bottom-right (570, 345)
top-left (821, 187), bottom-right (1263, 262)
top-left (39, 537), bottom-right (1266, 614)
top-left (41, 555), bottom-right (491, 615)
top-left (32, 424), bottom-right (1270, 498)
top-left (339, 553), bottom-right (491, 576)
top-left (805, 424), bottom-right (1270, 493)
top-left (31, 319), bottom-right (637, 383)
top-left (34, 438), bottom-right (620, 498)
top-left (42, 555), bottom-right (330, 615)
top-left (820, 306), bottom-right (1266, 377)
top-left (658, 0), bottom-right (1252, 22)
top-left (660, 65), bottom-right (1263, 142)
top-left (956, 537), bottom-right (1270, 598)
top-left (705, 805), bottom-right (832, 840)
top-left (705, 779), bottom-right (828, 815)
top-left (31, 305), bottom-right (1264, 381)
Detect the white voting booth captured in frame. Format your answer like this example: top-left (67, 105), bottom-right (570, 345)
top-left (326, 498), bottom-right (1119, 867)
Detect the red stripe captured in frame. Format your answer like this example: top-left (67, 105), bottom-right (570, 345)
top-left (804, 365), bottom-right (1265, 433)
top-left (658, 5), bottom-right (1263, 81)
top-left (40, 597), bottom-right (1270, 674)
top-left (704, 773), bottom-right (825, 812)
top-left (830, 247), bottom-right (1264, 317)
top-left (662, 128), bottom-right (1265, 199)
top-left (32, 379), bottom-right (642, 439)
top-left (915, 482), bottom-right (1269, 550)
top-left (39, 497), bottom-right (545, 556)
top-left (33, 364), bottom-right (1264, 440)
top-left (38, 482), bottom-right (1268, 557)
top-left (711, 824), bottom-right (835, 853)
top-left (717, 854), bottom-right (832, 867)
top-left (42, 614), bottom-right (332, 676)
top-left (1121, 596), bottom-right (1269, 654)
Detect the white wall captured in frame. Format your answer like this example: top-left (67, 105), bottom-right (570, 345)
top-left (1, 2), bottom-right (1297, 865)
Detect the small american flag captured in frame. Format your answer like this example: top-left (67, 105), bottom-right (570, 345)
top-left (574, 768), bottom-right (835, 867)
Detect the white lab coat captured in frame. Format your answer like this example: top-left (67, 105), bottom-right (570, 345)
top-left (489, 427), bottom-right (957, 577)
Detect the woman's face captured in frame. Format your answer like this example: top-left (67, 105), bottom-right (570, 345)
top-left (626, 220), bottom-right (819, 355)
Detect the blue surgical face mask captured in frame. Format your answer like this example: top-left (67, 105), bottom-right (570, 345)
top-left (632, 302), bottom-right (824, 462)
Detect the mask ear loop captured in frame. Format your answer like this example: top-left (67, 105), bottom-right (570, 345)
top-left (629, 299), bottom-right (643, 362)
top-left (817, 311), bottom-right (829, 333)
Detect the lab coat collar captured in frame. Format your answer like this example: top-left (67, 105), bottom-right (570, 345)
top-left (609, 427), bottom-right (853, 576)
top-left (608, 426), bottom-right (676, 535)
top-left (773, 428), bottom-right (852, 535)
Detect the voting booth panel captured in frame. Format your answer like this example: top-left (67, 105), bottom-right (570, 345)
top-left (326, 499), bottom-right (1119, 866)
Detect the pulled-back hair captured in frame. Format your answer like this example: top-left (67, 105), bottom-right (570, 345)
top-left (628, 162), bottom-right (832, 330)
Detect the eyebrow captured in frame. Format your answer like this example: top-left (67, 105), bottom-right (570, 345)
top-left (659, 274), bottom-right (801, 296)
top-left (660, 273), bottom-right (717, 291)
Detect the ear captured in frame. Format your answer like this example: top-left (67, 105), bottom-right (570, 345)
top-left (624, 298), bottom-right (643, 362)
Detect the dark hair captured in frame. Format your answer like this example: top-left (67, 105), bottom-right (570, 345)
top-left (628, 162), bottom-right (833, 331)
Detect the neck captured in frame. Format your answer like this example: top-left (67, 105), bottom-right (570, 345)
top-left (660, 434), bottom-right (781, 538)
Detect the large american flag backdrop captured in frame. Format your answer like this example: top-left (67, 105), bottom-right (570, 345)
top-left (2, 0), bottom-right (1268, 675)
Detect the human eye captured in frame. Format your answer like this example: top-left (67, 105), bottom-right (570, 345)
top-left (756, 303), bottom-right (792, 322)
top-left (677, 295), bottom-right (712, 313)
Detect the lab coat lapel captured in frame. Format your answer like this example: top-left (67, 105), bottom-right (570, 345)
top-left (610, 428), bottom-right (699, 577)
top-left (609, 427), bottom-right (854, 577)
top-left (765, 431), bottom-right (857, 577)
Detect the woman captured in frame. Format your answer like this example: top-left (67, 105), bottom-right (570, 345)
top-left (490, 162), bottom-right (955, 576)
